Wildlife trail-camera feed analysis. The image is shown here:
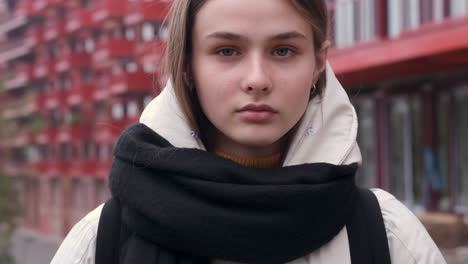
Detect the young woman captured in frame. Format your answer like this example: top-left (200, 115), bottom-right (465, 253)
top-left (51, 0), bottom-right (447, 263)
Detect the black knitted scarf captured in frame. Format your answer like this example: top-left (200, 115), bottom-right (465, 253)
top-left (109, 124), bottom-right (358, 264)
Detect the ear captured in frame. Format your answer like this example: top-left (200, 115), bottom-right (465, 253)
top-left (314, 40), bottom-right (331, 80)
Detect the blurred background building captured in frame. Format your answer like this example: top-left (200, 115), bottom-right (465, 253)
top-left (0, 0), bottom-right (467, 263)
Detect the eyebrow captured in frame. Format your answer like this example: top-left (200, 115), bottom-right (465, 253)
top-left (205, 31), bottom-right (307, 41)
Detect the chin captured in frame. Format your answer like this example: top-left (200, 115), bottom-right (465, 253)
top-left (234, 134), bottom-right (282, 148)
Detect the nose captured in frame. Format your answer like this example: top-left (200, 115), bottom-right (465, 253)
top-left (241, 54), bottom-right (273, 94)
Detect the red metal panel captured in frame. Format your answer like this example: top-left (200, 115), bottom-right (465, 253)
top-left (91, 0), bottom-right (128, 23)
top-left (93, 38), bottom-right (135, 63)
top-left (95, 159), bottom-right (113, 178)
top-left (110, 71), bottom-right (153, 95)
top-left (330, 17), bottom-right (468, 77)
top-left (27, 27), bottom-right (44, 46)
top-left (46, 89), bottom-right (67, 109)
top-left (43, 19), bottom-right (66, 41)
top-left (141, 1), bottom-right (171, 21)
top-left (66, 8), bottom-right (96, 32)
top-left (55, 52), bottom-right (92, 72)
top-left (18, 0), bottom-right (35, 16)
top-left (67, 83), bottom-right (95, 105)
top-left (46, 0), bottom-right (64, 6)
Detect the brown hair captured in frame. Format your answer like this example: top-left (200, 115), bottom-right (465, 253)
top-left (163, 0), bottom-right (329, 145)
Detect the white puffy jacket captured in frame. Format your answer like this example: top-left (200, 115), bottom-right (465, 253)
top-left (51, 63), bottom-right (447, 264)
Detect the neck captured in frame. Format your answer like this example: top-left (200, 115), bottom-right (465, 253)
top-left (209, 128), bottom-right (287, 159)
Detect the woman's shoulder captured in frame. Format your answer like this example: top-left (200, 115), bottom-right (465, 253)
top-left (370, 188), bottom-right (446, 264)
top-left (50, 204), bottom-right (104, 264)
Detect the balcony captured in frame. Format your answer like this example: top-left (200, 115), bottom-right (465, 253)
top-left (2, 93), bottom-right (38, 120)
top-left (112, 117), bottom-right (139, 136)
top-left (96, 159), bottom-right (113, 178)
top-left (35, 127), bottom-right (58, 143)
top-left (110, 71), bottom-right (153, 95)
top-left (32, 0), bottom-right (47, 13)
top-left (44, 0), bottom-right (64, 7)
top-left (53, 160), bottom-right (71, 175)
top-left (67, 83), bottom-right (94, 105)
top-left (137, 40), bottom-right (165, 60)
top-left (17, 0), bottom-right (35, 16)
top-left (57, 124), bottom-right (92, 142)
top-left (125, 0), bottom-right (171, 24)
top-left (13, 129), bottom-right (36, 147)
top-left (91, 0), bottom-right (128, 24)
top-left (27, 27), bottom-right (45, 46)
top-left (33, 60), bottom-right (56, 79)
top-left (68, 160), bottom-right (98, 176)
top-left (93, 38), bottom-right (135, 66)
top-left (94, 116), bottom-right (138, 143)
top-left (66, 8), bottom-right (95, 33)
top-left (55, 52), bottom-right (92, 72)
top-left (36, 92), bottom-right (47, 113)
top-left (46, 89), bottom-right (67, 109)
top-left (4, 63), bottom-right (33, 91)
top-left (43, 20), bottom-right (66, 41)
top-left (0, 39), bottom-right (33, 64)
top-left (0, 13), bottom-right (27, 35)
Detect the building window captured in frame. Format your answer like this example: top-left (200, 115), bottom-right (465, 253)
top-left (125, 62), bottom-right (138, 73)
top-left (433, 0), bottom-right (445, 23)
top-left (85, 39), bottom-right (94, 53)
top-left (25, 145), bottom-right (40, 162)
top-left (111, 103), bottom-right (124, 120)
top-left (450, 0), bottom-right (468, 17)
top-left (95, 102), bottom-right (107, 121)
top-left (143, 62), bottom-right (155, 73)
top-left (81, 140), bottom-right (95, 159)
top-left (99, 144), bottom-right (109, 161)
top-left (333, 0), bottom-right (376, 48)
top-left (142, 22), bottom-right (155, 42)
top-left (127, 100), bottom-right (139, 118)
top-left (143, 95), bottom-right (153, 108)
top-left (50, 178), bottom-right (59, 208)
top-left (49, 109), bottom-right (63, 127)
top-left (81, 69), bottom-right (94, 83)
top-left (59, 142), bottom-right (71, 160)
top-left (112, 63), bottom-right (123, 75)
top-left (94, 179), bottom-right (109, 204)
top-left (158, 24), bottom-right (169, 40)
top-left (72, 179), bottom-right (83, 212)
top-left (59, 73), bottom-right (71, 90)
top-left (125, 27), bottom-right (136, 40)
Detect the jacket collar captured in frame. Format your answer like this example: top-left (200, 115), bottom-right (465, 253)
top-left (139, 61), bottom-right (361, 166)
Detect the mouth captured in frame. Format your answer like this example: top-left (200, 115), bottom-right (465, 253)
top-left (238, 104), bottom-right (278, 113)
top-left (237, 104), bottom-right (278, 122)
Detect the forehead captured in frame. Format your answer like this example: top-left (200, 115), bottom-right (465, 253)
top-left (193, 0), bottom-right (313, 40)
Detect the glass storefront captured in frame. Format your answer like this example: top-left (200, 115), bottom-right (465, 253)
top-left (387, 95), bottom-right (424, 207)
top-left (436, 92), bottom-right (451, 210)
top-left (454, 85), bottom-right (468, 209)
top-left (354, 97), bottom-right (377, 188)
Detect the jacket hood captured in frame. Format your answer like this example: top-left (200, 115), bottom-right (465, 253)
top-left (140, 61), bottom-right (361, 166)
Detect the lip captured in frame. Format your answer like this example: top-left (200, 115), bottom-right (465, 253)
top-left (237, 104), bottom-right (277, 122)
top-left (238, 104), bottom-right (278, 113)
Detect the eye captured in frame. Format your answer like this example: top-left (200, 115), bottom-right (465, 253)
top-left (217, 48), bottom-right (239, 57)
top-left (273, 47), bottom-right (294, 57)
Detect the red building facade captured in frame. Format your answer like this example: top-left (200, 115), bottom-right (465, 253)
top-left (0, 0), bottom-right (467, 259)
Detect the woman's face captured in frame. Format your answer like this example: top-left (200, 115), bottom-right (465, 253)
top-left (192, 0), bottom-right (328, 158)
